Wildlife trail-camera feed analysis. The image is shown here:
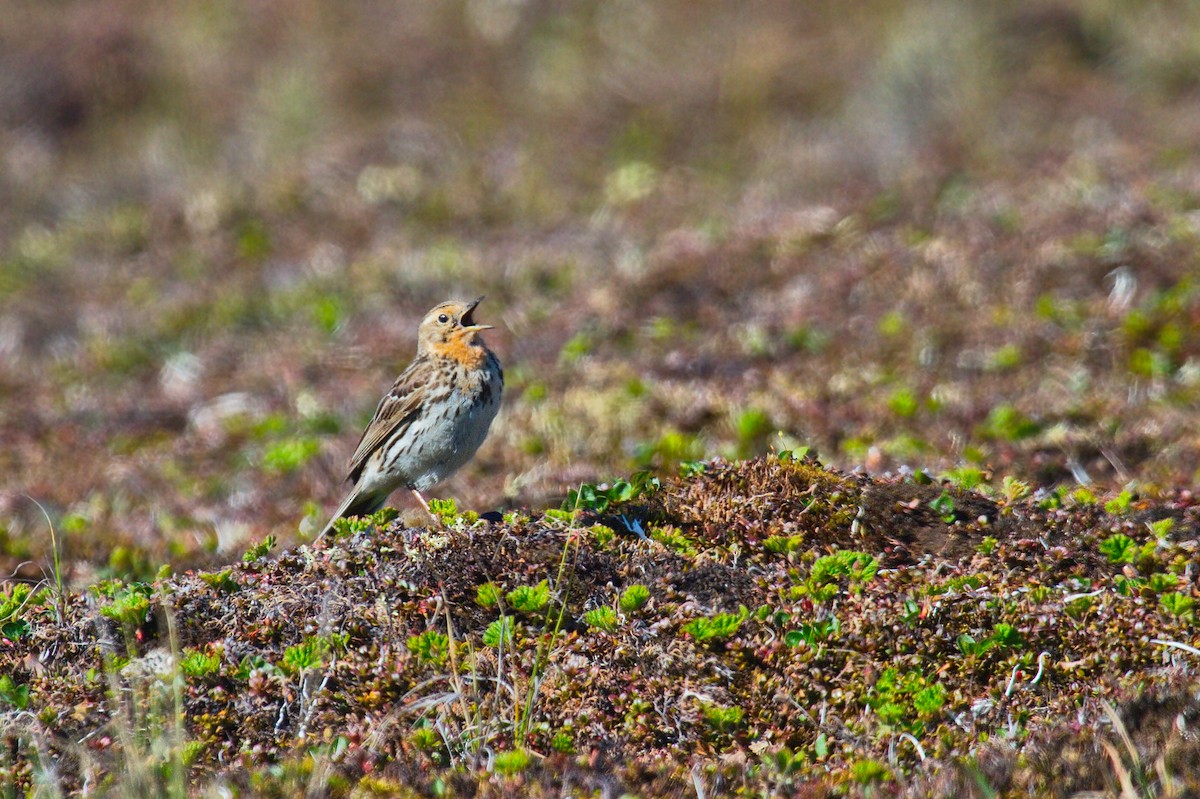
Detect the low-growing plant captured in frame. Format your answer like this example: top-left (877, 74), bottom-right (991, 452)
top-left (584, 606), bottom-right (618, 633)
top-left (1, 616), bottom-right (29, 643)
top-left (0, 674), bottom-right (30, 709)
top-left (542, 508), bottom-right (578, 524)
top-left (492, 749), bottom-right (530, 775)
top-left (799, 551), bottom-right (879, 601)
top-left (700, 702), bottom-right (745, 733)
top-left (476, 582), bottom-right (502, 608)
top-left (957, 623), bottom-right (1023, 658)
top-left (0, 583), bottom-right (42, 642)
top-left (619, 584), bottom-right (651, 613)
top-left (99, 582), bottom-right (153, 629)
top-left (1160, 592), bottom-right (1195, 622)
top-left (1114, 575), bottom-right (1144, 597)
top-left (929, 491), bottom-right (958, 523)
top-left (1036, 486), bottom-right (1067, 510)
top-left (787, 323), bottom-right (831, 352)
top-left (281, 641), bottom-right (324, 675)
top-left (179, 649), bottom-right (221, 678)
top-left (590, 524), bottom-right (616, 545)
top-left (407, 631), bottom-right (450, 666)
top-left (784, 617), bottom-right (840, 648)
top-left (409, 725), bottom-right (440, 752)
top-left (1001, 475), bottom-right (1031, 502)
top-left (1147, 517), bottom-right (1175, 539)
top-left (1065, 594), bottom-right (1097, 619)
top-left (507, 581), bottom-right (550, 613)
top-left (280, 635), bottom-right (343, 676)
top-left (428, 496), bottom-right (457, 522)
top-left (483, 616), bottom-right (514, 648)
top-left (1105, 489), bottom-right (1135, 515)
top-left (328, 516), bottom-right (369, 538)
top-left (261, 437), bottom-right (321, 474)
top-left (887, 387), bottom-right (919, 419)
top-left (1100, 533), bottom-right (1137, 563)
top-left (559, 331), bottom-right (593, 364)
top-left (762, 745), bottom-right (807, 780)
top-left (850, 758), bottom-right (893, 784)
top-left (682, 608), bottom-right (748, 643)
top-left (1147, 573), bottom-right (1179, 593)
top-left (764, 534), bottom-right (805, 556)
top-left (327, 507), bottom-right (399, 539)
top-left (928, 574), bottom-right (984, 595)
top-left (550, 729), bottom-right (574, 753)
top-left (564, 471), bottom-right (660, 513)
top-left (867, 668), bottom-right (947, 734)
top-left (957, 635), bottom-right (985, 657)
top-left (651, 526), bottom-right (697, 555)
top-left (777, 447), bottom-right (814, 463)
top-left (1029, 585), bottom-right (1051, 603)
top-left (242, 535), bottom-right (277, 562)
top-left (429, 498), bottom-right (478, 526)
top-left (732, 406), bottom-right (773, 456)
top-left (987, 343), bottom-right (1023, 371)
top-left (236, 655), bottom-right (273, 681)
top-left (200, 569), bottom-right (241, 594)
top-left (105, 545), bottom-right (161, 583)
top-left (911, 683), bottom-right (947, 716)
top-left (989, 622), bottom-right (1023, 649)
top-left (944, 466), bottom-right (986, 491)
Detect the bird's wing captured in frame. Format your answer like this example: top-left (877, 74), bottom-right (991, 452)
top-left (346, 360), bottom-right (429, 483)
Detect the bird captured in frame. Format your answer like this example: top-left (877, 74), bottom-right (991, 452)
top-left (317, 297), bottom-right (503, 540)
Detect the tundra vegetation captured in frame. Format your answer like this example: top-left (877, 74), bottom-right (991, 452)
top-left (4, 2), bottom-right (1200, 796)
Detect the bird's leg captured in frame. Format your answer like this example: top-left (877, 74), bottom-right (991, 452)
top-left (411, 489), bottom-right (439, 524)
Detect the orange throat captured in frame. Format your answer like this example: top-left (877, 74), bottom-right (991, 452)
top-left (429, 334), bottom-right (488, 368)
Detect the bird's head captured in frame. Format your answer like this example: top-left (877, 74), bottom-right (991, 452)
top-left (417, 297), bottom-right (494, 361)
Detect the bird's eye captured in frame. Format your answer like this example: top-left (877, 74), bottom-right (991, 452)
top-left (437, 314), bottom-right (450, 324)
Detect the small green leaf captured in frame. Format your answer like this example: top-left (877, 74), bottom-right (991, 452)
top-left (700, 703), bottom-right (744, 732)
top-left (1160, 592), bottom-right (1195, 622)
top-left (242, 535), bottom-right (277, 563)
top-left (929, 491), bottom-right (957, 523)
top-left (200, 570), bottom-right (241, 595)
top-left (1, 620), bottom-right (30, 642)
top-left (281, 637), bottom-right (330, 675)
top-left (0, 675), bottom-right (29, 709)
top-left (406, 631), bottom-right (450, 666)
top-left (476, 583), bottom-right (501, 608)
top-left (619, 585), bottom-right (651, 613)
top-left (1105, 489), bottom-right (1134, 515)
top-left (507, 581), bottom-right (550, 613)
top-left (1099, 534), bottom-right (1137, 564)
top-left (483, 617), bottom-right (514, 648)
top-left (584, 607), bottom-right (618, 633)
top-left (180, 649), bottom-right (221, 678)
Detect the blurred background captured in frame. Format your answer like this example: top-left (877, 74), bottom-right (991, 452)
top-left (4, 0), bottom-right (1200, 584)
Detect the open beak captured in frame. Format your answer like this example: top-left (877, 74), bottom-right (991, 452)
top-left (460, 296), bottom-right (493, 331)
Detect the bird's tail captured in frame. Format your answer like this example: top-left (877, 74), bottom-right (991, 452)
top-left (316, 485), bottom-right (388, 541)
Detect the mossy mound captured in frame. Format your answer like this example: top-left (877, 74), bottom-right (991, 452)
top-left (4, 456), bottom-right (1200, 796)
